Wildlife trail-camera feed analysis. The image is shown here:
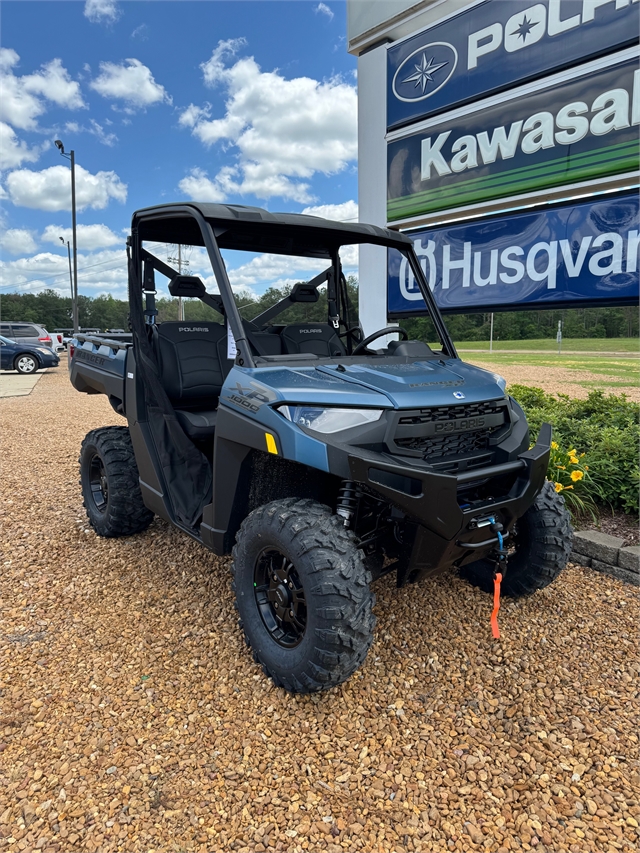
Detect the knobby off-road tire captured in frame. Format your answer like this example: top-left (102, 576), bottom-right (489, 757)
top-left (79, 426), bottom-right (154, 537)
top-left (461, 480), bottom-right (572, 598)
top-left (232, 498), bottom-right (376, 693)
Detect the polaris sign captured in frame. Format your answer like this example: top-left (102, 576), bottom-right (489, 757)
top-left (387, 192), bottom-right (640, 316)
top-left (387, 0), bottom-right (640, 130)
top-left (387, 52), bottom-right (639, 222)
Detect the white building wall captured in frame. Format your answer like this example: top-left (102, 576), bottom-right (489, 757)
top-left (357, 45), bottom-right (389, 336)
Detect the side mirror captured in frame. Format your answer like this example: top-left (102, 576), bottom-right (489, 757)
top-left (169, 275), bottom-right (206, 297)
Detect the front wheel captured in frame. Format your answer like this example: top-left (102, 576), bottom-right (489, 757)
top-left (460, 480), bottom-right (572, 598)
top-left (232, 499), bottom-right (376, 693)
top-left (79, 426), bottom-right (154, 537)
top-left (15, 354), bottom-right (38, 374)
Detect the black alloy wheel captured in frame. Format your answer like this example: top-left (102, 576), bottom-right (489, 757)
top-left (88, 452), bottom-right (109, 513)
top-left (79, 426), bottom-right (154, 537)
top-left (232, 498), bottom-right (376, 693)
top-left (253, 548), bottom-right (307, 648)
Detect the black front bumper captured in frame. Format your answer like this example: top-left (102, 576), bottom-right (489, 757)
top-left (343, 423), bottom-right (552, 584)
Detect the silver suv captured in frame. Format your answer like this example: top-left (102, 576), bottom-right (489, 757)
top-left (0, 322), bottom-right (53, 349)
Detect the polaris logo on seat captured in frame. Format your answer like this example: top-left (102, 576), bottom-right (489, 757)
top-left (298, 329), bottom-right (323, 334)
top-left (179, 327), bottom-right (209, 332)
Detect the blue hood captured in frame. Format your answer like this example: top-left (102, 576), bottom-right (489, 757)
top-left (250, 358), bottom-right (506, 409)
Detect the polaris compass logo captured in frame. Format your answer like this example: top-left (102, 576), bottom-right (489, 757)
top-left (453, 391), bottom-right (465, 399)
top-left (393, 42), bottom-right (458, 103)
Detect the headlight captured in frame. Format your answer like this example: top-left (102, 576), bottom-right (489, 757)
top-left (278, 405), bottom-right (383, 434)
top-left (37, 348), bottom-right (51, 355)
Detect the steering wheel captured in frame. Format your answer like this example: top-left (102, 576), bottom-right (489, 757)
top-left (352, 326), bottom-right (409, 355)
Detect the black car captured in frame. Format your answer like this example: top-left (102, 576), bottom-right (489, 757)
top-left (0, 334), bottom-right (60, 374)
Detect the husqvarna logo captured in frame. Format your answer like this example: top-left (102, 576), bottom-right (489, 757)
top-left (392, 42), bottom-right (458, 103)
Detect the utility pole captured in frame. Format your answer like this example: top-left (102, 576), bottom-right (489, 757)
top-left (168, 244), bottom-right (189, 321)
top-left (178, 244), bottom-right (183, 321)
top-left (54, 140), bottom-right (79, 332)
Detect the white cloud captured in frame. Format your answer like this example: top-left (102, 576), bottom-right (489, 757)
top-left (223, 252), bottom-right (327, 291)
top-left (0, 228), bottom-right (38, 255)
top-left (0, 49), bottom-right (85, 131)
top-left (302, 200), bottom-right (358, 222)
top-left (1, 247), bottom-right (129, 298)
top-left (6, 164), bottom-right (127, 211)
top-left (42, 223), bottom-right (122, 251)
top-left (84, 0), bottom-right (120, 24)
top-left (131, 24), bottom-right (148, 40)
top-left (178, 39), bottom-right (357, 203)
top-left (0, 122), bottom-right (43, 170)
top-left (90, 59), bottom-right (171, 110)
top-left (314, 3), bottom-right (334, 21)
top-left (64, 118), bottom-right (118, 146)
top-left (178, 168), bottom-right (226, 202)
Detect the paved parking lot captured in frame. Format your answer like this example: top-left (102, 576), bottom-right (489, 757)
top-left (0, 371), bottom-right (44, 398)
top-left (1, 368), bottom-right (639, 853)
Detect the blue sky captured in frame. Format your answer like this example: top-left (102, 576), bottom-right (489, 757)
top-left (0, 0), bottom-right (358, 300)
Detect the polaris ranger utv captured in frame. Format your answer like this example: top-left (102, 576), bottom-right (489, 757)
top-left (69, 203), bottom-right (571, 693)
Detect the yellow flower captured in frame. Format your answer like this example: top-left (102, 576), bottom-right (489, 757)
top-left (557, 465), bottom-right (566, 470)
top-left (569, 456), bottom-right (579, 465)
top-left (571, 469), bottom-right (584, 482)
top-left (564, 485), bottom-right (574, 490)
top-left (554, 482), bottom-right (564, 492)
top-left (584, 465), bottom-right (589, 470)
top-left (551, 441), bottom-right (559, 450)
top-left (568, 448), bottom-right (576, 456)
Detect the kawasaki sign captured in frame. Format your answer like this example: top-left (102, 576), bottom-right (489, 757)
top-left (387, 0), bottom-right (639, 130)
top-left (387, 191), bottom-right (639, 316)
top-left (387, 51), bottom-right (639, 223)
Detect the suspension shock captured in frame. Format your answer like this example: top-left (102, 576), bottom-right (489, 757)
top-left (336, 479), bottom-right (360, 526)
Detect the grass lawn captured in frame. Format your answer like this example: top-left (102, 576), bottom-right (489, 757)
top-left (462, 351), bottom-right (640, 395)
top-left (455, 337), bottom-right (639, 353)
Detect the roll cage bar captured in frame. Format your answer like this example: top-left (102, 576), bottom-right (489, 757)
top-left (129, 203), bottom-right (457, 367)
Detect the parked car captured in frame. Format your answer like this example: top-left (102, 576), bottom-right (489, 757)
top-left (0, 334), bottom-right (60, 374)
top-left (54, 328), bottom-right (102, 350)
top-left (48, 331), bottom-right (65, 352)
top-left (0, 322), bottom-right (53, 349)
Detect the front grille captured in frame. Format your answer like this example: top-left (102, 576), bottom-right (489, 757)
top-left (395, 429), bottom-right (491, 459)
top-left (397, 400), bottom-right (502, 425)
top-left (391, 400), bottom-right (508, 462)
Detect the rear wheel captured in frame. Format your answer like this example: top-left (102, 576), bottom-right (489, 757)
top-left (460, 481), bottom-right (572, 598)
top-left (232, 498), bottom-right (376, 693)
top-left (14, 354), bottom-right (38, 374)
top-left (79, 426), bottom-right (154, 537)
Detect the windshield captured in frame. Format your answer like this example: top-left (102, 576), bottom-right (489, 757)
top-left (139, 233), bottom-right (454, 362)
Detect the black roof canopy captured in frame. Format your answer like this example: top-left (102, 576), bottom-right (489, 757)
top-left (133, 202), bottom-right (411, 258)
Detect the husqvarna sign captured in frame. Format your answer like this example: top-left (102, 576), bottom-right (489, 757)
top-left (387, 191), bottom-right (640, 315)
top-left (387, 0), bottom-right (639, 130)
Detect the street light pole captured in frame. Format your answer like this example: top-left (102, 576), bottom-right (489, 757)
top-left (70, 149), bottom-right (79, 333)
top-left (59, 237), bottom-right (73, 303)
top-left (54, 140), bottom-right (79, 333)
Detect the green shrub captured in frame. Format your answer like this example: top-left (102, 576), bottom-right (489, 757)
top-left (509, 386), bottom-right (639, 515)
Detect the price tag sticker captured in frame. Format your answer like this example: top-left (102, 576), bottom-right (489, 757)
top-left (227, 323), bottom-right (237, 360)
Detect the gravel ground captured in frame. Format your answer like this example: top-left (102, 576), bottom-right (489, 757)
top-left (1, 368), bottom-right (639, 853)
